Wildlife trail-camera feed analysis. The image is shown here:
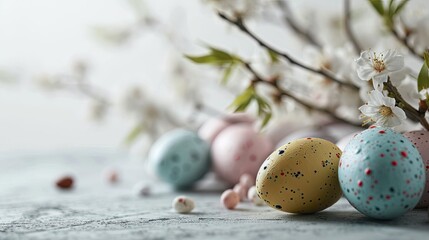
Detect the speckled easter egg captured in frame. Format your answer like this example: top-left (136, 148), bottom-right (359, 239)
top-left (148, 129), bottom-right (211, 189)
top-left (211, 124), bottom-right (273, 185)
top-left (339, 127), bottom-right (425, 219)
top-left (403, 131), bottom-right (429, 208)
top-left (256, 138), bottom-right (342, 213)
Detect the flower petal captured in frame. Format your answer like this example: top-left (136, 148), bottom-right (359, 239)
top-left (359, 105), bottom-right (380, 116)
top-left (391, 106), bottom-right (407, 120)
top-left (386, 56), bottom-right (404, 72)
top-left (368, 90), bottom-right (385, 106)
top-left (384, 115), bottom-right (402, 127)
top-left (382, 96), bottom-right (396, 107)
top-left (357, 66), bottom-right (376, 81)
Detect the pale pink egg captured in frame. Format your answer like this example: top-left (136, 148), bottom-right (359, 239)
top-left (211, 124), bottom-right (273, 185)
top-left (220, 189), bottom-right (239, 209)
top-left (403, 130), bottom-right (429, 208)
top-left (233, 184), bottom-right (247, 201)
top-left (197, 113), bottom-right (255, 144)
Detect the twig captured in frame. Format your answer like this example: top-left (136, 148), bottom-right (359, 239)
top-left (276, 0), bottom-right (321, 48)
top-left (391, 28), bottom-right (424, 60)
top-left (385, 79), bottom-right (429, 130)
top-left (242, 61), bottom-right (362, 127)
top-left (218, 12), bottom-right (359, 90)
top-left (344, 0), bottom-right (361, 54)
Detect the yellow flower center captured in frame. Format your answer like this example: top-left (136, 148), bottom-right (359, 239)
top-left (370, 52), bottom-right (386, 73)
top-left (379, 106), bottom-right (392, 117)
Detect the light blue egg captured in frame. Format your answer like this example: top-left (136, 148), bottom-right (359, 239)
top-left (148, 129), bottom-right (211, 189)
top-left (339, 127), bottom-right (426, 219)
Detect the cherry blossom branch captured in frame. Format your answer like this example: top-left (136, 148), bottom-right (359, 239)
top-left (344, 0), bottom-right (361, 54)
top-left (242, 61), bottom-right (362, 127)
top-left (276, 0), bottom-right (321, 48)
top-left (218, 12), bottom-right (359, 91)
top-left (385, 79), bottom-right (429, 130)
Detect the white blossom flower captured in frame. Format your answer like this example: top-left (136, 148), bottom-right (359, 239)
top-left (419, 88), bottom-right (429, 100)
top-left (359, 90), bottom-right (406, 127)
top-left (355, 50), bottom-right (404, 91)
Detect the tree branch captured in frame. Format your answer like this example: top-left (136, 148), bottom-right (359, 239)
top-left (276, 0), bottom-right (321, 48)
top-left (344, 0), bottom-right (361, 55)
top-left (242, 61), bottom-right (362, 127)
top-left (385, 80), bottom-right (429, 130)
top-left (218, 12), bottom-right (359, 90)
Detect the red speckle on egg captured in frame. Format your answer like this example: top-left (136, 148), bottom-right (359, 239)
top-left (368, 196), bottom-right (373, 200)
top-left (306, 137), bottom-right (312, 140)
top-left (365, 168), bottom-right (372, 175)
top-left (400, 151), bottom-right (407, 157)
top-left (391, 161), bottom-right (398, 166)
top-left (280, 172), bottom-right (285, 176)
top-left (406, 179), bottom-right (410, 184)
top-left (379, 130), bottom-right (386, 134)
top-left (358, 180), bottom-right (363, 187)
top-left (385, 195), bottom-right (391, 200)
top-left (234, 155), bottom-right (241, 161)
top-left (380, 153), bottom-right (385, 157)
top-left (336, 153), bottom-right (340, 158)
top-left (178, 198), bottom-right (184, 203)
top-left (249, 154), bottom-right (257, 162)
top-left (369, 125), bottom-right (376, 129)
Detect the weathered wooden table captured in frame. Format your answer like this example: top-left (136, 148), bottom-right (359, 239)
top-left (0, 151), bottom-right (428, 240)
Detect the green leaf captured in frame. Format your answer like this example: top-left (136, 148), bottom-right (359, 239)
top-left (417, 52), bottom-right (429, 92)
top-left (388, 0), bottom-right (395, 17)
top-left (267, 49), bottom-right (279, 63)
top-left (208, 47), bottom-right (237, 62)
top-left (368, 0), bottom-right (385, 16)
top-left (394, 0), bottom-right (409, 15)
top-left (124, 124), bottom-right (145, 145)
top-left (185, 46), bottom-right (241, 66)
top-left (221, 62), bottom-right (236, 84)
top-left (425, 51), bottom-right (429, 66)
top-left (254, 95), bottom-right (272, 128)
top-left (261, 112), bottom-right (272, 128)
top-left (229, 86), bottom-right (255, 112)
top-left (185, 54), bottom-right (221, 64)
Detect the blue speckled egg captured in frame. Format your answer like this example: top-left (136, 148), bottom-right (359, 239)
top-left (148, 129), bottom-right (211, 189)
top-left (339, 127), bottom-right (426, 219)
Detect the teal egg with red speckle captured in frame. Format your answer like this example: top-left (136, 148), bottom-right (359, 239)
top-left (148, 129), bottom-right (211, 189)
top-left (339, 127), bottom-right (426, 219)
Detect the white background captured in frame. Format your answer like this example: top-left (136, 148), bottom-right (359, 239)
top-left (0, 0), bottom-right (342, 153)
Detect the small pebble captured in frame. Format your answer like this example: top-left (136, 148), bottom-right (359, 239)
top-left (247, 186), bottom-right (264, 206)
top-left (56, 176), bottom-right (74, 190)
top-left (105, 170), bottom-right (119, 183)
top-left (239, 174), bottom-right (255, 189)
top-left (220, 189), bottom-right (239, 209)
top-left (172, 196), bottom-right (195, 213)
top-left (233, 184), bottom-right (247, 201)
top-left (132, 181), bottom-right (151, 197)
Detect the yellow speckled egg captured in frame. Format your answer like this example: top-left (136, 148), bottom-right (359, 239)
top-left (256, 137), bottom-right (342, 213)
